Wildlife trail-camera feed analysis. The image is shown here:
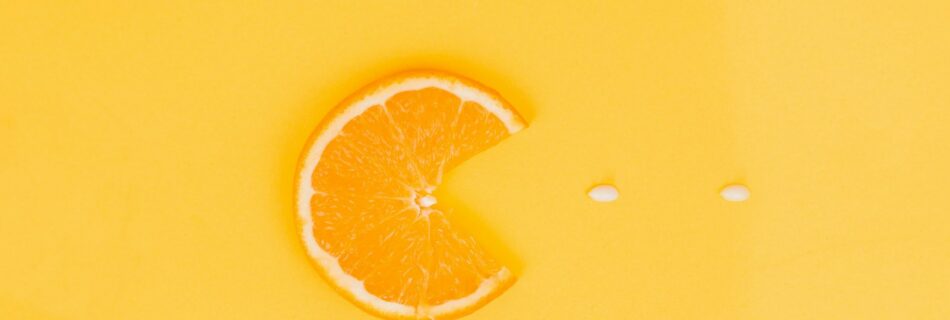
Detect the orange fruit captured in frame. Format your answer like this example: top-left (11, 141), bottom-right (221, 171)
top-left (295, 70), bottom-right (526, 319)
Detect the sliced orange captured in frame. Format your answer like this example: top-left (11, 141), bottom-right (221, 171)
top-left (295, 70), bottom-right (526, 319)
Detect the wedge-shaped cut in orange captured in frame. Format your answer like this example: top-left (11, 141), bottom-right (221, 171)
top-left (295, 70), bottom-right (526, 319)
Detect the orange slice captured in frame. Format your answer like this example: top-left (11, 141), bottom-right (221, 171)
top-left (295, 70), bottom-right (526, 319)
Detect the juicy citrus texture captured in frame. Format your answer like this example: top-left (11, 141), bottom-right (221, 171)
top-left (296, 71), bottom-right (526, 319)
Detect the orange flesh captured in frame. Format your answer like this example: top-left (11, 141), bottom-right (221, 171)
top-left (309, 87), bottom-right (512, 308)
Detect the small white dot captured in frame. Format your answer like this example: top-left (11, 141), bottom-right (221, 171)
top-left (720, 184), bottom-right (750, 202)
top-left (588, 184), bottom-right (619, 202)
top-left (418, 195), bottom-right (437, 208)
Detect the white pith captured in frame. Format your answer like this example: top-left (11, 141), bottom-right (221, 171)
top-left (296, 75), bottom-right (523, 318)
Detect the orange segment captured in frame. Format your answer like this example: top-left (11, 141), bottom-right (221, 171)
top-left (425, 212), bottom-right (503, 306)
top-left (295, 70), bottom-right (526, 319)
top-left (386, 87), bottom-right (462, 185)
top-left (312, 106), bottom-right (421, 196)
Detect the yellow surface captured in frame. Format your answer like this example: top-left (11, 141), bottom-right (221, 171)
top-left (2, 1), bottom-right (949, 319)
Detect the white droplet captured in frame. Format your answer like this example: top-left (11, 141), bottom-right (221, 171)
top-left (588, 184), bottom-right (619, 202)
top-left (418, 195), bottom-right (437, 208)
top-left (720, 184), bottom-right (750, 202)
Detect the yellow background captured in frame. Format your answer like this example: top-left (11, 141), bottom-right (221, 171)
top-left (2, 1), bottom-right (949, 319)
